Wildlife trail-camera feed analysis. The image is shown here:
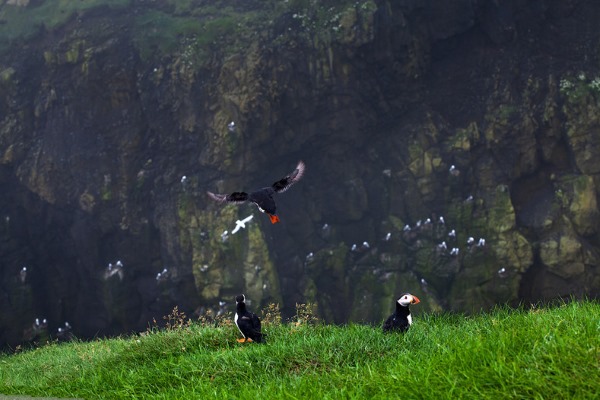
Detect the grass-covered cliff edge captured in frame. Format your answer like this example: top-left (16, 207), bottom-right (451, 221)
top-left (1, 300), bottom-right (599, 399)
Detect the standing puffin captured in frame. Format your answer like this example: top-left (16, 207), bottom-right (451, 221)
top-left (382, 293), bottom-right (421, 333)
top-left (207, 161), bottom-right (305, 224)
top-left (234, 294), bottom-right (264, 343)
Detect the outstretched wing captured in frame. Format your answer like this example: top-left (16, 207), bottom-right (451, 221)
top-left (271, 160), bottom-right (305, 193)
top-left (240, 215), bottom-right (254, 224)
top-left (207, 191), bottom-right (249, 204)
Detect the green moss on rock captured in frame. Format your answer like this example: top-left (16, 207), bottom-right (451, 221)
top-left (305, 243), bottom-right (350, 322)
top-left (539, 219), bottom-right (587, 279)
top-left (487, 185), bottom-right (516, 233)
top-left (450, 122), bottom-right (480, 151)
top-left (567, 175), bottom-right (598, 235)
top-left (493, 231), bottom-right (532, 273)
top-left (0, 67), bottom-right (15, 83)
top-left (178, 200), bottom-right (279, 307)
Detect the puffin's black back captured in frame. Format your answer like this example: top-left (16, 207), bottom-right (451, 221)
top-left (382, 302), bottom-right (412, 333)
top-left (249, 188), bottom-right (277, 214)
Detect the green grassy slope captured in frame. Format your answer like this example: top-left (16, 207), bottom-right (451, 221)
top-left (1, 301), bottom-right (599, 399)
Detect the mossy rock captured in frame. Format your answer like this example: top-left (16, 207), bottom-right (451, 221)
top-left (493, 230), bottom-right (532, 273)
top-left (453, 122), bottom-right (480, 151)
top-left (413, 244), bottom-right (459, 289)
top-left (486, 185), bottom-right (516, 233)
top-left (348, 269), bottom-right (427, 323)
top-left (558, 174), bottom-right (599, 236)
top-left (242, 222), bottom-right (281, 307)
top-left (0, 67), bottom-right (15, 83)
top-left (539, 223), bottom-right (586, 279)
top-left (305, 243), bottom-right (350, 323)
top-left (185, 201), bottom-right (278, 306)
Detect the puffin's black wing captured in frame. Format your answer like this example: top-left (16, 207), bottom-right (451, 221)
top-left (271, 161), bottom-right (305, 194)
top-left (239, 312), bottom-right (263, 343)
top-left (251, 313), bottom-right (262, 334)
top-left (382, 314), bottom-right (409, 333)
top-left (237, 316), bottom-right (253, 336)
top-left (382, 315), bottom-right (395, 332)
top-left (207, 191), bottom-right (249, 204)
top-left (250, 313), bottom-right (264, 343)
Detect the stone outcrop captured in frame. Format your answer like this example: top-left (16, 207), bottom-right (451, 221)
top-left (1, 0), bottom-right (600, 347)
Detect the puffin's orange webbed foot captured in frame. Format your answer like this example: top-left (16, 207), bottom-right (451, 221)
top-left (269, 214), bottom-right (280, 224)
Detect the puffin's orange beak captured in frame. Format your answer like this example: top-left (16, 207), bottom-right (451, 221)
top-left (412, 296), bottom-right (421, 304)
top-left (269, 214), bottom-right (280, 224)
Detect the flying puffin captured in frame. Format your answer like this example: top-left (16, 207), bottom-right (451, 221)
top-left (207, 161), bottom-right (305, 224)
top-left (234, 294), bottom-right (264, 343)
top-left (382, 293), bottom-right (421, 333)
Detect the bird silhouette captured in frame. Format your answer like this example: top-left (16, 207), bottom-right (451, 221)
top-left (208, 161), bottom-right (305, 224)
top-left (234, 294), bottom-right (264, 343)
top-left (382, 293), bottom-right (420, 333)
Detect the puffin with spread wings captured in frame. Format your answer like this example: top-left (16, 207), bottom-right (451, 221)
top-left (207, 161), bottom-right (305, 224)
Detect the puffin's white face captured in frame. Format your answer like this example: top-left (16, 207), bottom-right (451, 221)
top-left (397, 293), bottom-right (420, 307)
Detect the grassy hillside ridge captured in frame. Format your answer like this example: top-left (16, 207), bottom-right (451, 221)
top-left (0, 301), bottom-right (599, 399)
top-left (0, 0), bottom-right (377, 57)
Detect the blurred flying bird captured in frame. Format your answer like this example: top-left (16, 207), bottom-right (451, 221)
top-left (207, 161), bottom-right (305, 224)
top-left (449, 165), bottom-right (460, 176)
top-left (19, 266), bottom-right (27, 284)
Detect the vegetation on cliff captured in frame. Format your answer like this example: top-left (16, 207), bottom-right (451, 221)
top-left (0, 0), bottom-right (377, 58)
top-left (0, 300), bottom-right (598, 399)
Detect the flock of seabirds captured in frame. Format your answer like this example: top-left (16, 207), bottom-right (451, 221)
top-left (207, 161), bottom-right (420, 343)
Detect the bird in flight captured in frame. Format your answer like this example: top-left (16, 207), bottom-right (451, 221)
top-left (207, 161), bottom-right (305, 224)
top-left (231, 214), bottom-right (254, 234)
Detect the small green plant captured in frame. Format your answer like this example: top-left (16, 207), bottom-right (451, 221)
top-left (555, 188), bottom-right (570, 209)
top-left (559, 73), bottom-right (600, 102)
top-left (292, 302), bottom-right (319, 326)
top-left (163, 305), bottom-right (191, 331)
top-left (590, 77), bottom-right (600, 92)
top-left (260, 302), bottom-right (282, 326)
top-left (497, 104), bottom-right (518, 120)
top-left (196, 307), bottom-right (233, 328)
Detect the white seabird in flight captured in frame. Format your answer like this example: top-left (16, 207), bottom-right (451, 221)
top-left (231, 215), bottom-right (254, 234)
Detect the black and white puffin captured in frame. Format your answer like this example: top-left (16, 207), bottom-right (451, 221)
top-left (234, 294), bottom-right (264, 343)
top-left (382, 293), bottom-right (421, 333)
top-left (207, 161), bottom-right (305, 224)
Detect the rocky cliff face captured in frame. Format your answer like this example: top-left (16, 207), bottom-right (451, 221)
top-left (1, 0), bottom-right (600, 346)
